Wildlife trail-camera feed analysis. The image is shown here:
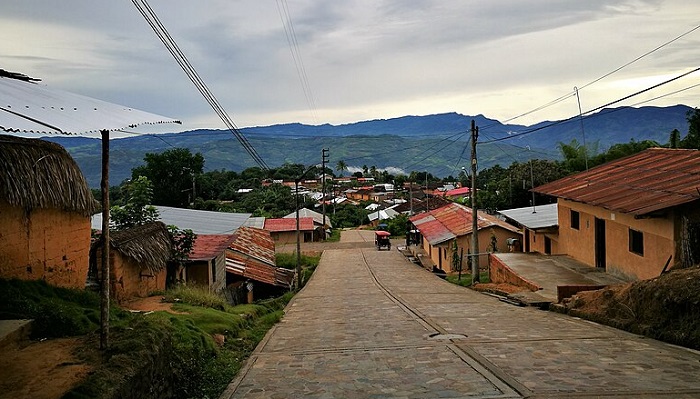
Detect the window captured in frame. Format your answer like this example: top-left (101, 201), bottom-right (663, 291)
top-left (629, 229), bottom-right (644, 256)
top-left (570, 210), bottom-right (580, 230)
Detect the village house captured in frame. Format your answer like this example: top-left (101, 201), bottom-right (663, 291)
top-left (283, 207), bottom-right (333, 229)
top-left (225, 226), bottom-right (295, 301)
top-left (92, 221), bottom-right (172, 304)
top-left (264, 217), bottom-right (317, 244)
top-left (533, 148), bottom-right (700, 280)
top-left (409, 202), bottom-right (520, 272)
top-left (183, 234), bottom-right (234, 292)
top-left (498, 203), bottom-right (559, 254)
top-left (0, 135), bottom-right (97, 288)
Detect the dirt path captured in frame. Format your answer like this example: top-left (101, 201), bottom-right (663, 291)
top-left (0, 337), bottom-right (93, 399)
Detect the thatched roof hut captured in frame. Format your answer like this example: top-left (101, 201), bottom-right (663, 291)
top-left (108, 222), bottom-right (172, 275)
top-left (0, 134), bottom-right (97, 216)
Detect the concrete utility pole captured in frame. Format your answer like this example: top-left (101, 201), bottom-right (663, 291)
top-left (470, 120), bottom-right (480, 285)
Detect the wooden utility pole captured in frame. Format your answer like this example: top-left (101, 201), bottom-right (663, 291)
top-left (470, 120), bottom-right (480, 285)
top-left (100, 129), bottom-right (110, 349)
top-left (321, 148), bottom-right (329, 239)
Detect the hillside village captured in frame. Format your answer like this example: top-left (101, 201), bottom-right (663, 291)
top-left (2, 70), bottom-right (700, 398)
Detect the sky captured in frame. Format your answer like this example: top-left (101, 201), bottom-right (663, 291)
top-left (2, 0), bottom-right (699, 134)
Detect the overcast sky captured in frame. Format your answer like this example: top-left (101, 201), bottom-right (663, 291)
top-left (2, 0), bottom-right (699, 133)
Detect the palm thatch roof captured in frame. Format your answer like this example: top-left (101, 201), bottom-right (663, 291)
top-left (0, 134), bottom-right (98, 216)
top-left (108, 222), bottom-right (172, 274)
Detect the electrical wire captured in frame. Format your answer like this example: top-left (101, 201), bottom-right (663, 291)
top-left (481, 22), bottom-right (700, 131)
top-left (132, 0), bottom-right (270, 170)
top-left (276, 0), bottom-right (318, 123)
top-left (481, 67), bottom-right (700, 144)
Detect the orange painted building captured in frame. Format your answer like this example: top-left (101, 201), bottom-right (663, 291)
top-left (534, 148), bottom-right (700, 280)
top-left (0, 135), bottom-right (97, 288)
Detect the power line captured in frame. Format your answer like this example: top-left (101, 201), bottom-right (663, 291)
top-left (481, 67), bottom-right (700, 144)
top-left (132, 0), bottom-right (270, 170)
top-left (481, 22), bottom-right (700, 130)
top-left (276, 0), bottom-right (318, 123)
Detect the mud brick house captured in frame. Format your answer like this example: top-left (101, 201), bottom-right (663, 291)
top-left (533, 148), bottom-right (700, 280)
top-left (0, 134), bottom-right (98, 288)
top-left (409, 202), bottom-right (520, 272)
top-left (92, 222), bottom-right (172, 304)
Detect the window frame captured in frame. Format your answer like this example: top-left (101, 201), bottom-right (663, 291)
top-left (629, 228), bottom-right (644, 256)
top-left (570, 210), bottom-right (580, 230)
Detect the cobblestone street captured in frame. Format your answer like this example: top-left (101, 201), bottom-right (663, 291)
top-left (221, 231), bottom-right (700, 399)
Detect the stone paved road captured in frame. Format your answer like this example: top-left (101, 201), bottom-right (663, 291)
top-left (221, 235), bottom-right (700, 398)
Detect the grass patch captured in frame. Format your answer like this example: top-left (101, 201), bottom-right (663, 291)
top-left (446, 272), bottom-right (490, 287)
top-left (1, 278), bottom-right (294, 399)
top-left (163, 284), bottom-right (229, 310)
top-left (326, 229), bottom-right (341, 242)
top-left (275, 252), bottom-right (320, 270)
top-left (0, 278), bottom-right (132, 339)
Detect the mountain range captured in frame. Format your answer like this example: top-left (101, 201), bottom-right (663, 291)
top-left (42, 105), bottom-right (694, 188)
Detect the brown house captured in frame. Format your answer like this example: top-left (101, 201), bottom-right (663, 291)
top-left (93, 222), bottom-right (172, 304)
top-left (409, 202), bottom-right (520, 272)
top-left (0, 135), bottom-right (97, 288)
top-left (184, 234), bottom-right (234, 292)
top-left (533, 148), bottom-right (700, 280)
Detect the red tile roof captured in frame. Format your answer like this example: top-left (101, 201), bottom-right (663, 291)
top-left (264, 217), bottom-right (315, 232)
top-left (187, 234), bottom-right (235, 261)
top-left (533, 148), bottom-right (700, 216)
top-left (409, 202), bottom-right (518, 245)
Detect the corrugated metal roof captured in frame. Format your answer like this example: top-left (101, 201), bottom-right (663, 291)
top-left (0, 75), bottom-right (180, 134)
top-left (242, 216), bottom-right (266, 229)
top-left (410, 202), bottom-right (519, 245)
top-left (225, 227), bottom-right (295, 287)
top-left (498, 203), bottom-right (558, 230)
top-left (92, 206), bottom-right (252, 234)
top-left (187, 234), bottom-right (235, 261)
top-left (228, 227), bottom-right (276, 266)
top-left (264, 217), bottom-right (315, 232)
top-left (283, 207), bottom-right (332, 228)
top-left (532, 148), bottom-right (700, 215)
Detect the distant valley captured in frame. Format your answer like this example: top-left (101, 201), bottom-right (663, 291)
top-left (42, 105), bottom-right (694, 188)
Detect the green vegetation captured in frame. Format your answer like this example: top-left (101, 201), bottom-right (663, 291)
top-left (446, 272), bottom-right (490, 287)
top-left (0, 279), bottom-right (293, 399)
top-left (276, 253), bottom-right (321, 287)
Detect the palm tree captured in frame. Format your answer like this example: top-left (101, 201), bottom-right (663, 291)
top-left (336, 160), bottom-right (348, 177)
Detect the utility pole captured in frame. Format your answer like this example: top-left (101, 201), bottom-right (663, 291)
top-left (322, 148), bottom-right (329, 240)
top-left (470, 120), bottom-right (480, 285)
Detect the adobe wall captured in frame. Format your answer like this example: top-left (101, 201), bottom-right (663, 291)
top-left (558, 199), bottom-right (675, 280)
top-left (0, 201), bottom-right (91, 288)
top-left (526, 228), bottom-right (560, 255)
top-left (104, 251), bottom-right (166, 304)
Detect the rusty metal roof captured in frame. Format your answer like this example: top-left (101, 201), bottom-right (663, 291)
top-left (225, 227), bottom-right (295, 287)
top-left (187, 234), bottom-right (235, 261)
top-left (532, 148), bottom-right (700, 215)
top-left (228, 226), bottom-right (276, 266)
top-left (264, 217), bottom-right (315, 232)
top-left (1, 74), bottom-right (180, 134)
top-left (409, 202), bottom-right (518, 245)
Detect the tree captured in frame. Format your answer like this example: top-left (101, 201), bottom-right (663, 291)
top-left (335, 160), bottom-right (348, 177)
top-left (669, 129), bottom-right (681, 149)
top-left (132, 148), bottom-right (204, 208)
top-left (680, 108), bottom-right (700, 149)
top-left (110, 176), bottom-right (159, 230)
